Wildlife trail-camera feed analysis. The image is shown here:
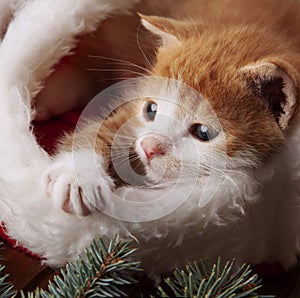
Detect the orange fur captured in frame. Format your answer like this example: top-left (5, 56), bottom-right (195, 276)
top-left (58, 0), bottom-right (300, 171)
top-left (58, 100), bottom-right (144, 184)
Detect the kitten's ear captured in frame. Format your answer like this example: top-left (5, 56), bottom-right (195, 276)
top-left (240, 61), bottom-right (298, 130)
top-left (138, 14), bottom-right (181, 48)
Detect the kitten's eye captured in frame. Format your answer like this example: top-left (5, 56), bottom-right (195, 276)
top-left (144, 101), bottom-right (157, 121)
top-left (190, 124), bottom-right (219, 141)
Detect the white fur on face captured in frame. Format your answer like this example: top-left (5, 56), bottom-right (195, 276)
top-left (132, 80), bottom-right (227, 185)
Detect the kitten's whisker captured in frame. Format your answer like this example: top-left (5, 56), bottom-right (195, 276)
top-left (113, 157), bottom-right (135, 171)
top-left (136, 23), bottom-right (153, 70)
top-left (111, 152), bottom-right (134, 159)
top-left (223, 169), bottom-right (262, 188)
top-left (105, 61), bottom-right (151, 76)
top-left (94, 144), bottom-right (135, 151)
top-left (109, 62), bottom-right (153, 76)
top-left (85, 67), bottom-right (146, 78)
top-left (96, 132), bottom-right (134, 142)
top-left (187, 163), bottom-right (226, 180)
top-left (111, 151), bottom-right (143, 171)
top-left (223, 174), bottom-right (248, 209)
top-left (88, 55), bottom-right (153, 75)
top-left (109, 141), bottom-right (137, 148)
top-left (129, 155), bottom-right (142, 163)
top-left (98, 133), bottom-right (133, 140)
top-left (96, 77), bottom-right (138, 84)
top-left (112, 151), bottom-right (141, 162)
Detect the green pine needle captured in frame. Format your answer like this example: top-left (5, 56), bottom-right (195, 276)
top-left (23, 235), bottom-right (141, 298)
top-left (0, 239), bottom-right (274, 298)
top-left (0, 243), bottom-right (17, 298)
top-left (157, 258), bottom-right (274, 298)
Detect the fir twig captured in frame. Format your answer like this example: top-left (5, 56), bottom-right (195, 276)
top-left (0, 242), bottom-right (17, 298)
top-left (0, 238), bottom-right (273, 297)
top-left (157, 258), bottom-right (274, 298)
top-left (22, 235), bottom-right (141, 298)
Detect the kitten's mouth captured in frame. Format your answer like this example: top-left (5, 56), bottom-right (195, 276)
top-left (128, 147), bottom-right (168, 185)
top-left (108, 146), bottom-right (147, 187)
top-left (109, 135), bottom-right (170, 187)
top-left (129, 147), bottom-right (147, 176)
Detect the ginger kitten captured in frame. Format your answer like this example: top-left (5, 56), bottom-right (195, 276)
top-left (43, 0), bottom-right (300, 272)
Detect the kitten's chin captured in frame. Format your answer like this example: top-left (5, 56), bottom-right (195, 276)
top-left (138, 154), bottom-right (177, 185)
top-left (129, 157), bottom-right (163, 186)
top-left (109, 146), bottom-right (169, 187)
top-left (132, 138), bottom-right (176, 185)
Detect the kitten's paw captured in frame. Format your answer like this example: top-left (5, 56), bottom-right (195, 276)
top-left (44, 163), bottom-right (91, 216)
top-left (44, 151), bottom-right (114, 216)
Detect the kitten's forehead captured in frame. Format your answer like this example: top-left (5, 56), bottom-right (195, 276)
top-left (140, 77), bottom-right (220, 130)
top-left (140, 77), bottom-right (182, 119)
top-left (176, 87), bottom-right (206, 120)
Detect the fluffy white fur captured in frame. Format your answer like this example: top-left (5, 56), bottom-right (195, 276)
top-left (0, 0), bottom-right (299, 278)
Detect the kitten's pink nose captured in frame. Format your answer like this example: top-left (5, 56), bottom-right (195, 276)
top-left (141, 137), bottom-right (166, 162)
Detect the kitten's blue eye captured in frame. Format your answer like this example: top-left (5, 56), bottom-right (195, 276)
top-left (144, 101), bottom-right (157, 121)
top-left (190, 124), bottom-right (219, 141)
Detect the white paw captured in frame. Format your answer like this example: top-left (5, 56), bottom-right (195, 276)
top-left (44, 162), bottom-right (91, 216)
top-left (43, 151), bottom-right (114, 216)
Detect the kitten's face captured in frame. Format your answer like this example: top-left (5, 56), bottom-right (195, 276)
top-left (113, 16), bottom-right (299, 186)
top-left (131, 81), bottom-right (225, 184)
top-left (110, 81), bottom-right (224, 186)
top-left (111, 17), bottom-right (298, 186)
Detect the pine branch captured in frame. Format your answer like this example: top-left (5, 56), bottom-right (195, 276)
top-left (0, 243), bottom-right (16, 298)
top-left (0, 239), bottom-right (273, 297)
top-left (22, 235), bottom-right (141, 298)
top-left (156, 258), bottom-right (274, 298)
